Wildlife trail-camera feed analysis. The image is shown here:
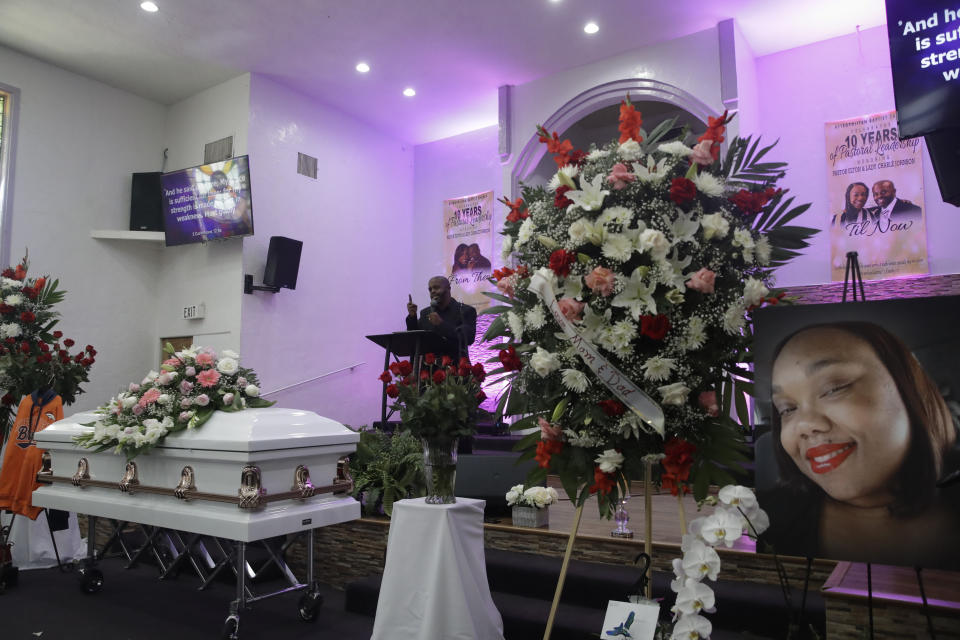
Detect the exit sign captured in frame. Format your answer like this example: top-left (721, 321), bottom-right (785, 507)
top-left (183, 304), bottom-right (205, 320)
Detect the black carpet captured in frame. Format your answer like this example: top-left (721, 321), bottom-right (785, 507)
top-left (0, 557), bottom-right (374, 640)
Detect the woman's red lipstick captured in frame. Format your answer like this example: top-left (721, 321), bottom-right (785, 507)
top-left (806, 442), bottom-right (856, 474)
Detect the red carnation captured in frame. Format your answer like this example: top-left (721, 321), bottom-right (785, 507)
top-left (554, 185), bottom-right (573, 209)
top-left (432, 369), bottom-right (446, 384)
top-left (729, 187), bottom-right (780, 216)
top-left (4, 337), bottom-right (14, 345)
top-left (0, 304), bottom-right (11, 314)
top-left (669, 177), bottom-right (697, 206)
top-left (424, 353), bottom-right (436, 365)
top-left (20, 341), bottom-right (30, 353)
top-left (22, 287), bottom-right (37, 300)
top-left (589, 467), bottom-right (616, 495)
top-left (398, 360), bottom-right (413, 376)
top-left (53, 330), bottom-right (63, 339)
top-left (534, 439), bottom-right (563, 469)
top-left (385, 384), bottom-right (399, 398)
top-left (640, 314), bottom-right (671, 340)
top-left (64, 338), bottom-right (75, 347)
top-left (598, 399), bottom-right (626, 417)
top-left (1, 268), bottom-right (13, 278)
top-left (20, 311), bottom-right (35, 323)
top-left (548, 249), bottom-right (577, 278)
top-left (378, 370), bottom-right (392, 383)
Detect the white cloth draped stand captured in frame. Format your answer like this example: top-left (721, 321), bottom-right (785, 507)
top-left (371, 497), bottom-right (504, 640)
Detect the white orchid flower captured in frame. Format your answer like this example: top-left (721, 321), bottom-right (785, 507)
top-left (698, 507), bottom-right (747, 547)
top-left (680, 537), bottom-right (721, 581)
top-left (670, 613), bottom-right (713, 640)
top-left (675, 581), bottom-right (716, 615)
top-left (612, 267), bottom-right (657, 319)
top-left (718, 485), bottom-right (758, 511)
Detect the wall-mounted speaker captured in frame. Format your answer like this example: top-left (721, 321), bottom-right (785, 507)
top-left (925, 128), bottom-right (960, 207)
top-left (129, 172), bottom-right (164, 231)
top-left (263, 236), bottom-right (303, 290)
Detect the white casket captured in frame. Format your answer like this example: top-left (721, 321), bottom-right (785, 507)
top-left (31, 408), bottom-right (360, 542)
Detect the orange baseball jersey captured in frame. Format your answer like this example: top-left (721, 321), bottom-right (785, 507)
top-left (0, 391), bottom-right (64, 519)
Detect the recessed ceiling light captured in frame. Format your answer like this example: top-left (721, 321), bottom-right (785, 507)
top-left (403, 88), bottom-right (416, 97)
top-left (356, 62), bottom-right (370, 73)
top-left (140, 1), bottom-right (159, 12)
top-left (584, 22), bottom-right (599, 34)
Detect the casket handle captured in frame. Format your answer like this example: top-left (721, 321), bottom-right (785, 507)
top-left (292, 465), bottom-right (316, 499)
top-left (334, 456), bottom-right (354, 494)
top-left (238, 465), bottom-right (266, 509)
top-left (37, 451), bottom-right (53, 483)
top-left (119, 461), bottom-right (140, 494)
top-left (71, 458), bottom-right (91, 486)
top-left (174, 465), bottom-right (197, 500)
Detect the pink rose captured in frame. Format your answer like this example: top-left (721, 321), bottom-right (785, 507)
top-left (185, 366), bottom-right (196, 377)
top-left (556, 298), bottom-right (585, 322)
top-left (223, 393), bottom-right (235, 406)
top-left (496, 275), bottom-right (515, 298)
top-left (538, 417), bottom-right (562, 441)
top-left (178, 411), bottom-right (192, 423)
top-left (685, 268), bottom-right (716, 294)
top-left (195, 394), bottom-right (210, 407)
top-left (138, 388), bottom-right (161, 407)
top-left (128, 382), bottom-right (140, 393)
top-left (197, 369), bottom-right (221, 388)
top-left (605, 163), bottom-right (635, 190)
top-left (180, 398), bottom-right (192, 409)
top-left (584, 267), bottom-right (616, 297)
top-left (690, 140), bottom-right (714, 166)
top-left (180, 380), bottom-right (194, 394)
top-left (698, 391), bottom-right (720, 417)
top-left (196, 352), bottom-right (215, 367)
top-left (237, 377), bottom-right (248, 388)
top-left (132, 405), bottom-right (144, 416)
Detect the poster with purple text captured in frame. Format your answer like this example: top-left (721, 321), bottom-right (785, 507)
top-left (826, 111), bottom-right (927, 281)
top-left (443, 190), bottom-right (494, 310)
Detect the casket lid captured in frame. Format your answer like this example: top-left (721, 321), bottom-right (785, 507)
top-left (36, 407), bottom-right (360, 452)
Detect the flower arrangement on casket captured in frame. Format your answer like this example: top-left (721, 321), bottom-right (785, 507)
top-left (505, 484), bottom-right (559, 509)
top-left (74, 343), bottom-right (274, 459)
top-left (483, 98), bottom-right (816, 516)
top-left (379, 354), bottom-right (488, 443)
top-left (0, 254), bottom-right (96, 440)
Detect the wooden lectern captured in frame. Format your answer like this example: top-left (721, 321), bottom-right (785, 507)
top-left (365, 330), bottom-right (446, 428)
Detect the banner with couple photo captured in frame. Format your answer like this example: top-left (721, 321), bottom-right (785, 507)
top-left (826, 110), bottom-right (928, 281)
top-left (443, 190), bottom-right (494, 310)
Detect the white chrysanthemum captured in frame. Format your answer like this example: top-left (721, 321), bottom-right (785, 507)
top-left (686, 316), bottom-right (707, 350)
top-left (755, 235), bottom-right (772, 265)
top-left (743, 277), bottom-right (770, 306)
top-left (701, 213), bottom-right (730, 240)
top-left (507, 311), bottom-right (524, 341)
top-left (516, 217), bottom-right (535, 246)
top-left (723, 303), bottom-right (747, 335)
top-left (500, 235), bottom-right (513, 262)
top-left (642, 356), bottom-right (676, 382)
top-left (594, 449), bottom-right (625, 473)
top-left (0, 322), bottom-right (21, 339)
top-left (524, 305), bottom-right (546, 330)
top-left (638, 228), bottom-right (670, 261)
top-left (658, 140), bottom-right (693, 156)
top-left (601, 233), bottom-right (634, 262)
top-left (599, 320), bottom-right (638, 356)
top-left (658, 382), bottom-right (691, 406)
top-left (568, 218), bottom-right (596, 244)
top-left (632, 155), bottom-right (672, 182)
top-left (691, 171), bottom-right (725, 197)
top-left (1, 277), bottom-right (23, 290)
top-left (617, 139), bottom-right (643, 161)
top-left (529, 347), bottom-right (561, 377)
top-left (733, 229), bottom-right (755, 256)
top-left (596, 206), bottom-right (634, 227)
top-left (4, 294), bottom-right (23, 306)
top-left (561, 368), bottom-right (589, 393)
top-left (586, 149), bottom-right (610, 161)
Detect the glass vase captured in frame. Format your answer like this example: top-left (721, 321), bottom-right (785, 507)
top-left (421, 437), bottom-right (458, 504)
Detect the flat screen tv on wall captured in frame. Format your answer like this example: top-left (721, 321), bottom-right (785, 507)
top-left (161, 155), bottom-right (254, 246)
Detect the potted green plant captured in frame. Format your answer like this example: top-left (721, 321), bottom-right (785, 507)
top-left (348, 427), bottom-right (425, 517)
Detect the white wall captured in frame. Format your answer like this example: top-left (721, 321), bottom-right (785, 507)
top-left (156, 74), bottom-right (251, 358)
top-left (242, 73), bottom-right (414, 427)
top-left (0, 44), bottom-right (166, 411)
top-left (756, 26), bottom-right (960, 286)
top-left (412, 125), bottom-right (500, 292)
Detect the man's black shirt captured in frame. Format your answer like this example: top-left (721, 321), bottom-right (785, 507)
top-left (405, 300), bottom-right (477, 360)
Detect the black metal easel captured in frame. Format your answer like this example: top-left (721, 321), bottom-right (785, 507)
top-left (841, 251), bottom-right (866, 302)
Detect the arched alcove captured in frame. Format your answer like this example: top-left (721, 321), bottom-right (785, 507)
top-left (510, 78), bottom-right (718, 195)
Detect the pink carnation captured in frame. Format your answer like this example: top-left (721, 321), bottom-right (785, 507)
top-left (180, 380), bottom-right (194, 394)
top-left (195, 394), bottom-right (210, 407)
top-left (128, 382), bottom-right (140, 393)
top-left (690, 140), bottom-right (714, 166)
top-left (556, 298), bottom-right (585, 322)
top-left (196, 352), bottom-right (215, 367)
top-left (605, 163), bottom-right (635, 190)
top-left (538, 417), bottom-right (562, 441)
top-left (185, 366), bottom-right (196, 377)
top-left (685, 268), bottom-right (716, 294)
top-left (178, 411), bottom-right (192, 423)
top-left (197, 369), bottom-right (221, 388)
top-left (138, 388), bottom-right (161, 407)
top-left (163, 357), bottom-right (182, 367)
top-left (698, 391), bottom-right (720, 417)
top-left (584, 267), bottom-right (616, 297)
top-left (132, 405), bottom-right (144, 416)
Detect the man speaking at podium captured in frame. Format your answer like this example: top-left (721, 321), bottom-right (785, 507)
top-left (406, 276), bottom-right (477, 361)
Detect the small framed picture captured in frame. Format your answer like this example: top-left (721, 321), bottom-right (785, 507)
top-left (600, 599), bottom-right (660, 639)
